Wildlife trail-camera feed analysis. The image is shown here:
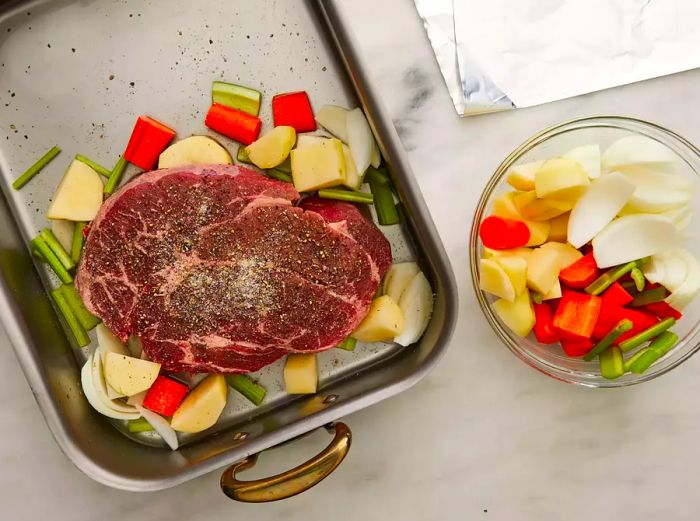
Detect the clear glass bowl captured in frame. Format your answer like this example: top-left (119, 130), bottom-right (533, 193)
top-left (470, 116), bottom-right (700, 387)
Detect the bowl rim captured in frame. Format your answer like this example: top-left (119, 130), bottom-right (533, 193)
top-left (470, 114), bottom-right (700, 388)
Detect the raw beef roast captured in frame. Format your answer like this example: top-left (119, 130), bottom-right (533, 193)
top-left (76, 165), bottom-right (391, 373)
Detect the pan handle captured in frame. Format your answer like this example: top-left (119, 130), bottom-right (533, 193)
top-left (220, 422), bottom-right (352, 502)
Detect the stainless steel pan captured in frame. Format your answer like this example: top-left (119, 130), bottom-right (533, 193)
top-left (0, 0), bottom-right (457, 500)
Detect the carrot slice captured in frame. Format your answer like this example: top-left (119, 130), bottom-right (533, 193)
top-left (479, 215), bottom-right (530, 250)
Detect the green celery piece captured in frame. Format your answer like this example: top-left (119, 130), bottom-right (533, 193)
top-left (275, 156), bottom-right (292, 174)
top-left (600, 346), bottom-right (624, 379)
top-left (70, 222), bottom-right (86, 264)
top-left (630, 286), bottom-right (668, 307)
top-left (336, 337), bottom-right (357, 351)
top-left (366, 167), bottom-right (399, 225)
top-left (318, 188), bottom-right (374, 204)
top-left (627, 331), bottom-right (679, 374)
top-left (31, 236), bottom-right (73, 283)
top-left (75, 154), bottom-right (112, 178)
top-left (226, 375), bottom-right (266, 406)
top-left (212, 81), bottom-right (262, 116)
top-left (623, 349), bottom-right (649, 372)
top-left (266, 169), bottom-right (293, 183)
top-left (12, 145), bottom-right (61, 190)
top-left (50, 287), bottom-right (89, 346)
top-left (236, 146), bottom-right (252, 164)
top-left (366, 166), bottom-right (390, 184)
top-left (648, 331), bottom-right (679, 357)
top-left (104, 156), bottom-right (128, 196)
top-left (60, 284), bottom-right (100, 330)
top-left (531, 292), bottom-right (544, 305)
top-left (583, 319), bottom-right (633, 361)
top-left (629, 349), bottom-right (661, 374)
top-left (39, 227), bottom-right (75, 270)
top-left (585, 261), bottom-right (638, 296)
top-left (619, 318), bottom-right (676, 353)
top-left (127, 418), bottom-right (154, 433)
top-left (620, 280), bottom-right (641, 297)
top-left (631, 267), bottom-right (645, 292)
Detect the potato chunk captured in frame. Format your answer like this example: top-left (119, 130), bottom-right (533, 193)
top-left (352, 295), bottom-right (405, 342)
top-left (284, 354), bottom-right (318, 394)
top-left (171, 374), bottom-right (227, 433)
top-left (290, 137), bottom-right (346, 192)
top-left (47, 159), bottom-right (104, 221)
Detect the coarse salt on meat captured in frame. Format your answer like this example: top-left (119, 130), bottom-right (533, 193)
top-left (76, 164), bottom-right (391, 374)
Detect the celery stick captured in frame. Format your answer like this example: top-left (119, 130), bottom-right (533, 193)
top-left (71, 222), bottom-right (86, 263)
top-left (585, 261), bottom-right (638, 296)
top-left (226, 375), bottom-right (266, 406)
top-left (266, 169), bottom-right (293, 183)
top-left (318, 188), bottom-right (374, 204)
top-left (50, 287), bottom-right (89, 347)
top-left (648, 331), bottom-right (679, 357)
top-left (630, 287), bottom-right (667, 307)
top-left (212, 81), bottom-right (262, 116)
top-left (631, 267), bottom-right (645, 292)
top-left (237, 146), bottom-right (252, 164)
top-left (128, 418), bottom-right (154, 433)
top-left (628, 332), bottom-right (678, 373)
top-left (623, 349), bottom-right (648, 372)
top-left (619, 318), bottom-right (676, 353)
top-left (628, 349), bottom-right (660, 374)
top-left (60, 284), bottom-right (100, 330)
top-left (366, 167), bottom-right (399, 225)
top-left (31, 236), bottom-right (73, 283)
top-left (583, 319), bottom-right (633, 361)
top-left (620, 280), bottom-right (640, 296)
top-left (75, 154), bottom-right (112, 178)
top-left (104, 156), bottom-right (127, 196)
top-left (40, 228), bottom-right (75, 270)
top-left (336, 337), bottom-right (357, 351)
top-left (531, 292), bottom-right (544, 304)
top-left (12, 145), bottom-right (61, 190)
top-left (275, 156), bottom-right (292, 174)
top-left (600, 346), bottom-right (624, 379)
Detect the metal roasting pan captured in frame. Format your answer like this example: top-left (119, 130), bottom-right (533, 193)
top-left (0, 0), bottom-right (457, 500)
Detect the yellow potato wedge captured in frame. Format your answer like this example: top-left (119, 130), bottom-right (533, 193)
top-left (493, 291), bottom-right (535, 337)
top-left (352, 295), bottom-right (405, 342)
top-left (171, 374), bottom-right (227, 433)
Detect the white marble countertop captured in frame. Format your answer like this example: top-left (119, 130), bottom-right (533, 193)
top-left (4, 0), bottom-right (700, 519)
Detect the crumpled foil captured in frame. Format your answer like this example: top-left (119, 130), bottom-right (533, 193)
top-left (415, 0), bottom-right (700, 117)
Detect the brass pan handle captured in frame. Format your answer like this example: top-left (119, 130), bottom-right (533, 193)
top-left (220, 422), bottom-right (351, 502)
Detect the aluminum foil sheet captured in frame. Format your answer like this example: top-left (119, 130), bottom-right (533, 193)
top-left (415, 0), bottom-right (700, 117)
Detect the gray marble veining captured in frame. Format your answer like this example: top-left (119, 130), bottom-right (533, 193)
top-left (3, 0), bottom-right (700, 520)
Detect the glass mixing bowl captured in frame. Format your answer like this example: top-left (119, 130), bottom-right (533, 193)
top-left (470, 116), bottom-right (700, 387)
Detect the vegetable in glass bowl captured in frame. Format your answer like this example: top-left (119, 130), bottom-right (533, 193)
top-left (470, 116), bottom-right (700, 387)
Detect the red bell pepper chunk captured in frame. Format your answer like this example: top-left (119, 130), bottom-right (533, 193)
top-left (546, 298), bottom-right (561, 314)
top-left (601, 281), bottom-right (634, 307)
top-left (533, 303), bottom-right (560, 344)
top-left (553, 290), bottom-right (601, 340)
top-left (559, 252), bottom-right (599, 289)
top-left (123, 115), bottom-right (176, 170)
top-left (205, 103), bottom-right (262, 145)
top-left (560, 337), bottom-right (594, 357)
top-left (644, 301), bottom-right (683, 320)
top-left (479, 215), bottom-right (531, 250)
top-left (591, 301), bottom-right (658, 345)
top-left (272, 91), bottom-right (316, 133)
top-left (141, 375), bottom-right (189, 417)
